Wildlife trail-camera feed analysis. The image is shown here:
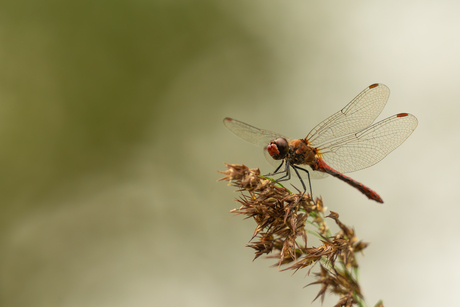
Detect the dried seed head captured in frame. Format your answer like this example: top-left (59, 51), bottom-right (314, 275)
top-left (219, 164), bottom-right (372, 306)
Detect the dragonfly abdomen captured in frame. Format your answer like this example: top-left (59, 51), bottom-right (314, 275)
top-left (315, 159), bottom-right (384, 203)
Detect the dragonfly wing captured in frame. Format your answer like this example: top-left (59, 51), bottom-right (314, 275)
top-left (318, 113), bottom-right (418, 173)
top-left (223, 117), bottom-right (289, 147)
top-left (307, 84), bottom-right (390, 146)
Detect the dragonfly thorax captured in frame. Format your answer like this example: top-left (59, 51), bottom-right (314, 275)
top-left (286, 139), bottom-right (318, 166)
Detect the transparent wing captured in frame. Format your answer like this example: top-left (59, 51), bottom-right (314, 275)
top-left (223, 117), bottom-right (289, 147)
top-left (318, 113), bottom-right (418, 173)
top-left (307, 84), bottom-right (390, 147)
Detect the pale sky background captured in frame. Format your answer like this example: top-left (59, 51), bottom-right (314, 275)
top-left (0, 1), bottom-right (457, 306)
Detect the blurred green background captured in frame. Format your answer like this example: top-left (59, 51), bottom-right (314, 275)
top-left (0, 0), bottom-right (458, 306)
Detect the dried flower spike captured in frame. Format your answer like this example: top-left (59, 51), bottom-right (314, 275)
top-left (219, 163), bottom-right (382, 307)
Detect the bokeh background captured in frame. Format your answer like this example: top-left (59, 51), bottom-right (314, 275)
top-left (0, 1), bottom-right (457, 306)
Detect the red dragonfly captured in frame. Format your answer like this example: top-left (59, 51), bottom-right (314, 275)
top-left (223, 83), bottom-right (418, 203)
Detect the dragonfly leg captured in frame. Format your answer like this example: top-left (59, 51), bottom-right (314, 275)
top-left (292, 165), bottom-right (313, 200)
top-left (272, 160), bottom-right (291, 183)
top-left (264, 160), bottom-right (285, 177)
top-left (264, 160), bottom-right (293, 183)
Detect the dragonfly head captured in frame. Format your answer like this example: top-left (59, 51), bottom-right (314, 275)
top-left (266, 138), bottom-right (289, 160)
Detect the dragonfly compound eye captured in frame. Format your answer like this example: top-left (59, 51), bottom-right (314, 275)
top-left (267, 138), bottom-right (289, 160)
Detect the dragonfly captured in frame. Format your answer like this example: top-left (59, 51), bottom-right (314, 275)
top-left (223, 83), bottom-right (418, 203)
